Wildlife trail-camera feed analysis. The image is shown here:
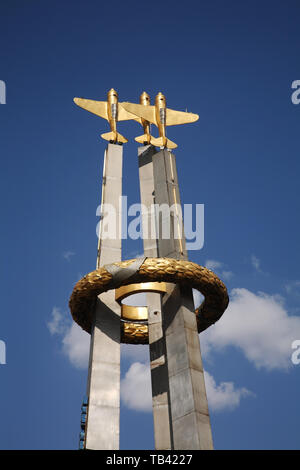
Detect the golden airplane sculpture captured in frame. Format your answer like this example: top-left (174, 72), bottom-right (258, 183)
top-left (135, 91), bottom-right (152, 145)
top-left (73, 89), bottom-right (199, 149)
top-left (122, 91), bottom-right (199, 149)
top-left (73, 88), bottom-right (137, 144)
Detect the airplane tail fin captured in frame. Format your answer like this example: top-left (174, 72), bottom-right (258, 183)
top-left (135, 134), bottom-right (151, 145)
top-left (151, 136), bottom-right (177, 149)
top-left (101, 131), bottom-right (128, 144)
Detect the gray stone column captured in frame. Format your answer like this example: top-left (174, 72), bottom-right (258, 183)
top-left (138, 145), bottom-right (172, 450)
top-left (85, 143), bottom-right (122, 450)
top-left (152, 149), bottom-right (213, 450)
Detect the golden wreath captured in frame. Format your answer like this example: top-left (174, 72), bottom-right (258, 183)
top-left (69, 257), bottom-right (229, 344)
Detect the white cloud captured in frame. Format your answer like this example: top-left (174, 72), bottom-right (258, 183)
top-left (193, 289), bottom-right (204, 309)
top-left (123, 293), bottom-right (147, 307)
top-left (62, 322), bottom-right (90, 369)
top-left (204, 371), bottom-right (253, 412)
top-left (205, 260), bottom-right (223, 271)
top-left (285, 280), bottom-right (300, 295)
top-left (47, 307), bottom-right (90, 369)
top-left (121, 361), bottom-right (152, 412)
top-left (205, 259), bottom-right (233, 281)
top-left (201, 288), bottom-right (300, 370)
top-left (251, 255), bottom-right (261, 272)
top-left (47, 307), bottom-right (68, 335)
top-left (221, 270), bottom-right (234, 281)
top-left (63, 251), bottom-right (75, 261)
top-left (120, 361), bottom-right (251, 414)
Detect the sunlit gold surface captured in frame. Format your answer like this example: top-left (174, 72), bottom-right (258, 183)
top-left (122, 322), bottom-right (148, 344)
top-left (73, 88), bottom-right (137, 144)
top-left (69, 257), bottom-right (229, 344)
top-left (121, 304), bottom-right (148, 321)
top-left (140, 91), bottom-right (150, 106)
top-left (115, 282), bottom-right (167, 303)
top-left (134, 92), bottom-right (153, 145)
top-left (121, 93), bottom-right (199, 149)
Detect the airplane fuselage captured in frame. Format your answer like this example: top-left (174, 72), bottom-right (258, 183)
top-left (155, 93), bottom-right (167, 146)
top-left (107, 88), bottom-right (118, 137)
top-left (139, 92), bottom-right (151, 144)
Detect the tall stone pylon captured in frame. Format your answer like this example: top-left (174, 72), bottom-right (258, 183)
top-left (138, 144), bottom-right (172, 449)
top-left (138, 146), bottom-right (213, 449)
top-left (85, 143), bottom-right (123, 450)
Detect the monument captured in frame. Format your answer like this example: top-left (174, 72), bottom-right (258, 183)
top-left (69, 89), bottom-right (229, 450)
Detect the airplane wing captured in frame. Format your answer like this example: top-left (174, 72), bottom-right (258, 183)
top-left (166, 108), bottom-right (199, 126)
top-left (117, 104), bottom-right (140, 122)
top-left (120, 102), bottom-right (157, 125)
top-left (73, 98), bottom-right (108, 120)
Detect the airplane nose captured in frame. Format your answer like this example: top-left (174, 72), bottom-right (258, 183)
top-left (108, 88), bottom-right (118, 98)
top-left (156, 92), bottom-right (165, 102)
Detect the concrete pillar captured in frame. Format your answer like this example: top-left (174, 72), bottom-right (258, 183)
top-left (85, 143), bottom-right (122, 450)
top-left (138, 146), bottom-right (172, 450)
top-left (152, 149), bottom-right (213, 450)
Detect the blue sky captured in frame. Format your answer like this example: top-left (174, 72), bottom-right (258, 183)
top-left (0, 0), bottom-right (300, 449)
